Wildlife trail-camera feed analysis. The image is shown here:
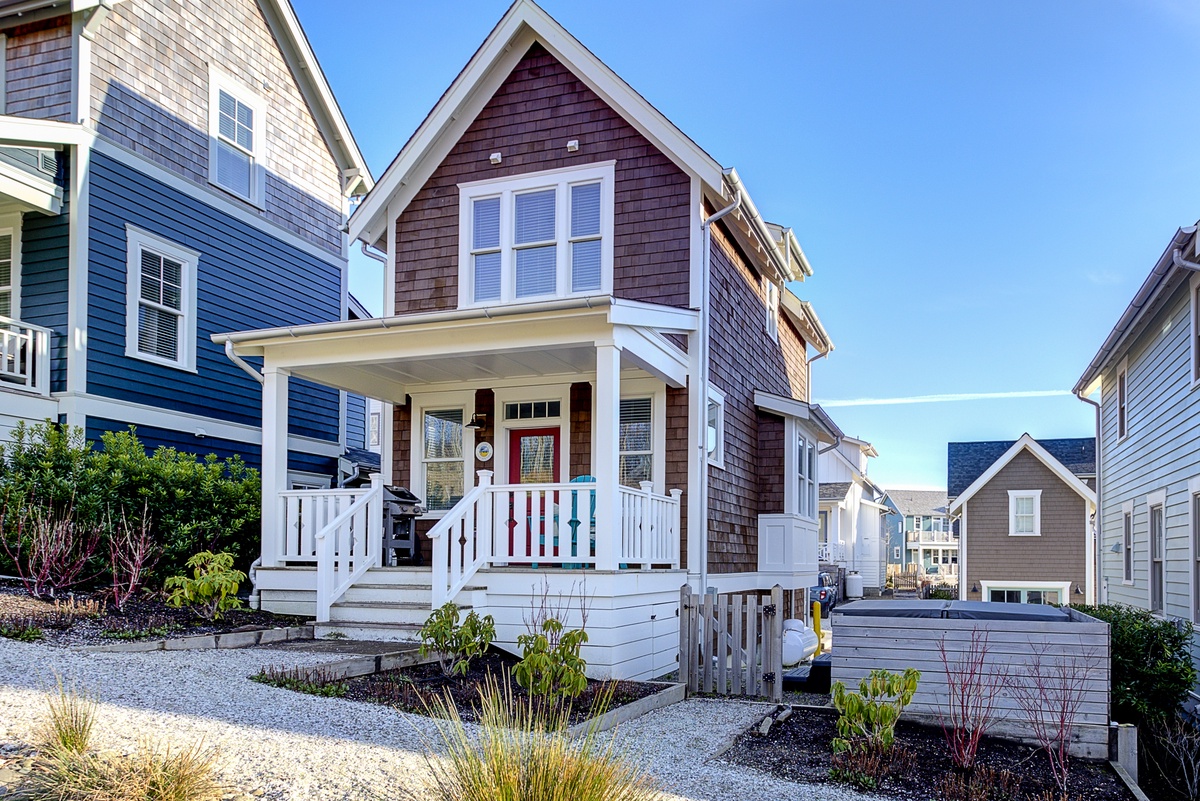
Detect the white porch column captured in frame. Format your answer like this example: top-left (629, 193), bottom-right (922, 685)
top-left (594, 343), bottom-right (621, 571)
top-left (260, 366), bottom-right (289, 568)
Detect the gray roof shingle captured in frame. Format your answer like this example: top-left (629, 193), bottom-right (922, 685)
top-left (820, 482), bottom-right (853, 502)
top-left (947, 437), bottom-right (1095, 498)
top-left (886, 489), bottom-right (949, 517)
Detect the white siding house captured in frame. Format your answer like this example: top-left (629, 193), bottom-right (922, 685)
top-left (1076, 223), bottom-right (1200, 679)
top-left (818, 436), bottom-right (889, 593)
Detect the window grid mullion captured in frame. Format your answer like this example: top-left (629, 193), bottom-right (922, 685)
top-left (500, 190), bottom-right (514, 303)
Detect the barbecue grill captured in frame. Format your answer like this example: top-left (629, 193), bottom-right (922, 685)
top-left (382, 485), bottom-right (424, 565)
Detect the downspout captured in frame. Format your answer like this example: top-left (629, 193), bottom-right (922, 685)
top-left (1076, 389), bottom-right (1101, 604)
top-left (819, 432), bottom-right (842, 455)
top-left (224, 340), bottom-right (263, 385)
top-left (697, 187), bottom-right (742, 595)
top-left (360, 241), bottom-right (388, 264)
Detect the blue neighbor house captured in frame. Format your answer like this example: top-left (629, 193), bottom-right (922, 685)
top-left (0, 0), bottom-right (373, 485)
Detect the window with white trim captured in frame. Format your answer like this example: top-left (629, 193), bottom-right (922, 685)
top-left (764, 278), bottom-right (779, 342)
top-left (796, 430), bottom-right (817, 519)
top-left (1122, 509), bottom-right (1133, 582)
top-left (618, 397), bottom-right (653, 488)
top-left (124, 227), bottom-right (198, 371)
top-left (706, 387), bottom-right (725, 467)
top-left (818, 510), bottom-right (829, 545)
top-left (1117, 368), bottom-right (1128, 439)
top-left (0, 229), bottom-right (14, 318)
top-left (209, 69), bottom-right (264, 205)
top-left (1008, 490), bottom-right (1041, 536)
top-left (368, 411), bottom-right (381, 448)
top-left (1193, 492), bottom-right (1200, 622)
top-left (458, 163), bottom-right (614, 307)
top-left (988, 587), bottom-right (1061, 605)
top-left (1192, 283), bottom-right (1200, 384)
top-left (421, 408), bottom-right (466, 512)
top-left (893, 546), bottom-right (901, 561)
top-left (1151, 502), bottom-right (1165, 613)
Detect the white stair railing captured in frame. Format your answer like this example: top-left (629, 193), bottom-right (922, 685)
top-left (429, 470), bottom-right (493, 608)
top-left (314, 475), bottom-right (383, 622)
top-left (0, 316), bottom-right (51, 395)
top-left (280, 486), bottom-right (375, 562)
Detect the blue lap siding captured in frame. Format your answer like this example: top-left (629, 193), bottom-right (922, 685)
top-left (85, 151), bottom-right (343, 446)
top-left (19, 163), bottom-right (70, 393)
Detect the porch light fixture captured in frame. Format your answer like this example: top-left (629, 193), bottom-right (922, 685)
top-left (1074, 585), bottom-right (1083, 596)
top-left (489, 152), bottom-right (502, 165)
top-left (567, 139), bottom-right (579, 152)
top-left (465, 413), bottom-right (487, 430)
top-left (970, 583), bottom-right (978, 593)
top-left (1110, 542), bottom-right (1123, 553)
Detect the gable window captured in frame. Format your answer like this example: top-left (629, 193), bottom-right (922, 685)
top-left (618, 397), bottom-right (652, 487)
top-left (1007, 490), bottom-right (1041, 536)
top-left (124, 227), bottom-right (198, 372)
top-left (706, 386), bottom-right (725, 468)
top-left (1150, 502), bottom-right (1165, 614)
top-left (422, 408), bottom-right (466, 512)
top-left (208, 69), bottom-right (264, 205)
top-left (1117, 368), bottom-right (1128, 439)
top-left (1123, 509), bottom-right (1133, 583)
top-left (458, 163), bottom-right (614, 307)
top-left (0, 229), bottom-right (15, 319)
top-left (764, 279), bottom-right (779, 342)
top-left (796, 431), bottom-right (817, 518)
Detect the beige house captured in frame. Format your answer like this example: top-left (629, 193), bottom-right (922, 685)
top-left (948, 434), bottom-right (1096, 605)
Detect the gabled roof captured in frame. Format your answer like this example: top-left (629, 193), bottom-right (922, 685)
top-left (948, 434), bottom-right (1095, 512)
top-left (1075, 224), bottom-right (1197, 394)
top-left (781, 288), bottom-right (833, 355)
top-left (886, 489), bottom-right (949, 518)
top-left (820, 482), bottom-right (853, 502)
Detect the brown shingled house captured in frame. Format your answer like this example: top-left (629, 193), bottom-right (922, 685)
top-left (948, 434), bottom-right (1096, 605)
top-left (217, 0), bottom-right (837, 679)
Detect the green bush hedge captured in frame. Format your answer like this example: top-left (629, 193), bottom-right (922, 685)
top-left (1072, 603), bottom-right (1196, 726)
top-left (0, 421), bottom-right (260, 588)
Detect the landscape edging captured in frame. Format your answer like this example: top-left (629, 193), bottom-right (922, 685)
top-left (77, 625), bottom-right (314, 653)
top-left (566, 681), bottom-right (685, 738)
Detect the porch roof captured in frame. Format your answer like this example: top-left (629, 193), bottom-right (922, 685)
top-left (213, 296), bottom-right (696, 400)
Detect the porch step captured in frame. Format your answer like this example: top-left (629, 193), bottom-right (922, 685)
top-left (329, 599), bottom-right (470, 626)
top-left (311, 620), bottom-right (423, 643)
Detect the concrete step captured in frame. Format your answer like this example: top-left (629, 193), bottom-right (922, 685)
top-left (311, 620), bottom-right (423, 643)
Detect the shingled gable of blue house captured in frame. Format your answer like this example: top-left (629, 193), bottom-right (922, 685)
top-left (0, 0), bottom-right (372, 486)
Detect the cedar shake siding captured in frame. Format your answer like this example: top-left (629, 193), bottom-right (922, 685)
top-left (569, 382), bottom-right (592, 479)
top-left (391, 43), bottom-right (691, 315)
top-left (472, 389), bottom-right (496, 475)
top-left (666, 385), bottom-right (689, 570)
top-left (962, 449), bottom-right (1088, 601)
top-left (757, 412), bottom-right (786, 515)
top-left (707, 219), bottom-right (810, 575)
top-left (4, 17), bottom-right (72, 121)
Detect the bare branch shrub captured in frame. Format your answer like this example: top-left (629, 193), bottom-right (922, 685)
top-left (1, 503), bottom-right (103, 598)
top-left (938, 627), bottom-right (1009, 770)
top-left (1146, 713), bottom-right (1200, 801)
top-left (107, 505), bottom-right (159, 609)
top-left (1009, 644), bottom-right (1098, 798)
top-left (522, 576), bottom-right (593, 649)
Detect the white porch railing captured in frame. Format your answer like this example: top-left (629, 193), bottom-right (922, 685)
top-left (817, 542), bottom-right (847, 564)
top-left (0, 316), bottom-right (51, 396)
top-left (430, 470), bottom-right (682, 607)
top-left (312, 475), bottom-right (384, 622)
top-left (280, 484), bottom-right (379, 562)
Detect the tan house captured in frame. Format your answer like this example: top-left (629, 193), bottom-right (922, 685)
top-left (948, 434), bottom-right (1096, 605)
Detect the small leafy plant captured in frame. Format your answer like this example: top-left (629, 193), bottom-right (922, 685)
top-left (164, 551), bottom-right (245, 621)
top-left (831, 667), bottom-right (920, 753)
top-left (419, 603), bottom-right (496, 677)
top-left (514, 618), bottom-right (589, 700)
top-left (0, 615), bottom-right (44, 642)
top-left (251, 665), bottom-right (348, 698)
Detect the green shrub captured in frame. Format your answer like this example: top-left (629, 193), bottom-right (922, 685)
top-left (831, 667), bottom-right (920, 753)
top-left (164, 551), bottom-right (245, 620)
top-left (421, 675), bottom-right (662, 801)
top-left (1072, 603), bottom-right (1196, 726)
top-left (419, 602), bottom-right (496, 676)
top-left (514, 618), bottom-right (589, 700)
top-left (250, 665), bottom-right (348, 698)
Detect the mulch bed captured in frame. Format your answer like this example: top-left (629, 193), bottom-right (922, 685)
top-left (0, 579), bottom-right (302, 647)
top-left (719, 705), bottom-right (1135, 801)
top-left (340, 650), bottom-right (663, 726)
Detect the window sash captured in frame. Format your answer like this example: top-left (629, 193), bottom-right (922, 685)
top-left (422, 409), bottom-right (465, 512)
top-left (217, 90), bottom-right (254, 155)
top-left (618, 397), bottom-right (653, 488)
top-left (1118, 371), bottom-right (1127, 438)
top-left (135, 247), bottom-right (185, 363)
top-left (1151, 505), bottom-right (1165, 612)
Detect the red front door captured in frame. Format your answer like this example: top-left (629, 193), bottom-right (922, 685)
top-left (507, 427), bottom-right (560, 560)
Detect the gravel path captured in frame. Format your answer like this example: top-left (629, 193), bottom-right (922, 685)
top-left (0, 638), bottom-right (883, 800)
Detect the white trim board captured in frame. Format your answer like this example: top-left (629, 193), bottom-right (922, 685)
top-left (949, 434), bottom-right (1096, 512)
top-left (52, 391), bottom-right (342, 457)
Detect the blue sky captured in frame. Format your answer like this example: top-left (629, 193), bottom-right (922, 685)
top-left (293, 0), bottom-right (1200, 490)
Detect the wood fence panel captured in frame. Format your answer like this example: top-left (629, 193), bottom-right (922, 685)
top-left (678, 585), bottom-right (783, 702)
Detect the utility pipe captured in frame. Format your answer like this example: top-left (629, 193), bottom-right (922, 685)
top-left (696, 187), bottom-right (742, 595)
top-left (1076, 388), bottom-right (1101, 604)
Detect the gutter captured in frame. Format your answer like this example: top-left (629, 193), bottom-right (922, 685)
top-left (360, 242), bottom-right (387, 264)
top-left (723, 168), bottom-right (796, 283)
top-left (696, 187), bottom-right (743, 595)
top-left (1075, 389), bottom-right (1100, 605)
top-left (224, 340), bottom-right (263, 385)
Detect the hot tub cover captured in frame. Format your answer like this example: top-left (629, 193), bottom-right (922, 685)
top-left (833, 600), bottom-right (950, 618)
top-left (946, 600), bottom-right (1069, 622)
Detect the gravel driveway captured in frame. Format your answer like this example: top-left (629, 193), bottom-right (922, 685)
top-left (0, 638), bottom-right (882, 800)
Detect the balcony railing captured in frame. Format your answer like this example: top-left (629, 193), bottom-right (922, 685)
top-left (906, 530), bottom-right (957, 544)
top-left (818, 541), bottom-right (847, 564)
top-left (0, 316), bottom-right (51, 396)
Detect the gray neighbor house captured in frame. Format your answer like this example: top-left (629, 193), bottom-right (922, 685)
top-left (1076, 222), bottom-right (1200, 686)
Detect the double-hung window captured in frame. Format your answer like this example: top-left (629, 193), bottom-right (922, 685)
top-left (1122, 509), bottom-right (1133, 582)
top-left (706, 386), bottom-right (725, 467)
top-left (0, 229), bottom-right (14, 319)
top-left (764, 279), bottom-right (779, 341)
top-left (1117, 367), bottom-right (1128, 440)
top-left (796, 432), bottom-right (817, 519)
top-left (618, 397), bottom-right (653, 488)
top-left (124, 226), bottom-right (198, 371)
top-left (209, 69), bottom-right (264, 205)
top-left (422, 408), bottom-right (465, 512)
top-left (1193, 491), bottom-right (1200, 622)
top-left (459, 163), bottom-right (614, 306)
top-left (1151, 502), bottom-right (1165, 613)
top-left (1008, 490), bottom-right (1041, 536)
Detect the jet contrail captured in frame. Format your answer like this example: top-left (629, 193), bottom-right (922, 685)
top-left (818, 390), bottom-right (1073, 408)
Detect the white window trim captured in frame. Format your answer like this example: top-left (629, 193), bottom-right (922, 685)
top-left (1116, 358), bottom-right (1129, 442)
top-left (783, 416), bottom-right (819, 521)
top-left (1147, 488), bottom-right (1167, 614)
top-left (979, 580), bottom-right (1071, 605)
top-left (1121, 499), bottom-right (1135, 585)
top-left (0, 217), bottom-right (21, 319)
top-left (0, 34), bottom-right (7, 115)
top-left (1189, 477), bottom-right (1200, 624)
top-left (410, 390), bottom-right (475, 519)
top-left (207, 66), bottom-right (266, 208)
top-left (706, 384), bottom-right (726, 469)
top-left (288, 471), bottom-right (331, 490)
top-left (495, 384), bottom-right (571, 490)
top-left (615, 378), bottom-right (667, 492)
top-left (764, 278), bottom-right (779, 342)
top-left (1192, 272), bottom-right (1200, 391)
top-left (123, 225), bottom-right (199, 373)
top-left (1007, 490), bottom-right (1042, 537)
top-left (456, 162), bottom-right (615, 308)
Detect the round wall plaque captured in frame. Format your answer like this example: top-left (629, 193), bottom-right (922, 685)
top-left (475, 441), bottom-right (494, 462)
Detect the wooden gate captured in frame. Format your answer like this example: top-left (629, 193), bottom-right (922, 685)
top-left (678, 584), bottom-right (783, 702)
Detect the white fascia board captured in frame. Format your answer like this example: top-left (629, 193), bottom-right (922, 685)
top-left (781, 289), bottom-right (833, 354)
top-left (754, 390), bottom-right (811, 420)
top-left (0, 116), bottom-right (91, 148)
top-left (348, 0), bottom-right (724, 247)
top-left (612, 325), bottom-right (688, 388)
top-left (607, 298), bottom-right (698, 333)
top-left (258, 0), bottom-right (373, 195)
top-left (949, 434), bottom-right (1097, 513)
top-left (0, 162), bottom-right (61, 214)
